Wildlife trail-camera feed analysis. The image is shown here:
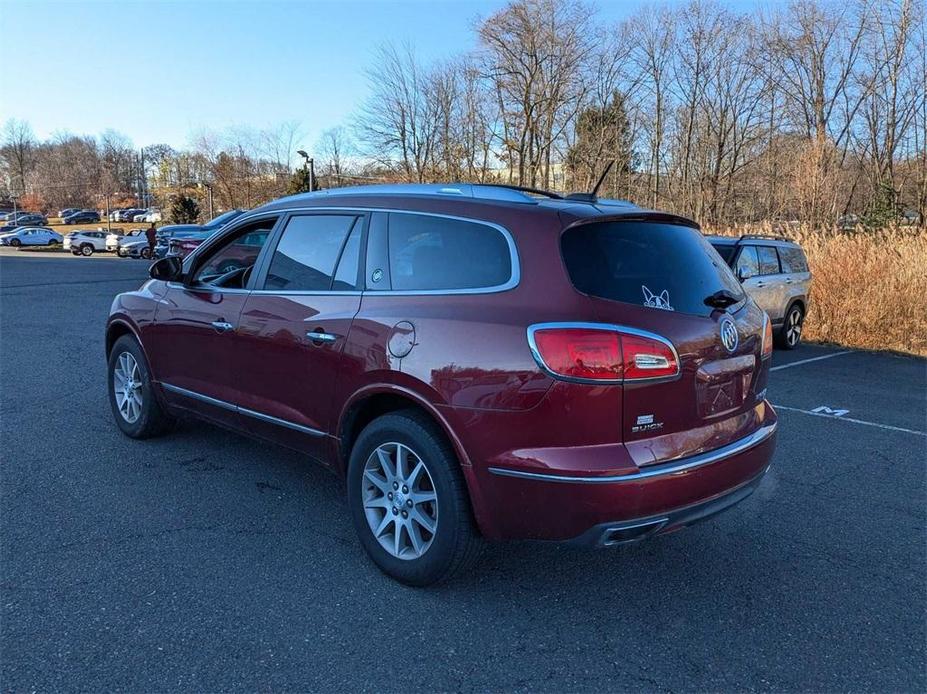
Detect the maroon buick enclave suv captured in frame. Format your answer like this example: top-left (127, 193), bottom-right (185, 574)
top-left (106, 184), bottom-right (777, 585)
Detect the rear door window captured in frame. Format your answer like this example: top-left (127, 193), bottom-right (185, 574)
top-left (757, 246), bottom-right (781, 275)
top-left (263, 214), bottom-right (360, 292)
top-left (385, 213), bottom-right (512, 291)
top-left (561, 221), bottom-right (744, 317)
top-left (778, 245), bottom-right (808, 273)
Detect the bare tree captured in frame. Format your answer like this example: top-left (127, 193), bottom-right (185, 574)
top-left (0, 118), bottom-right (36, 197)
top-left (355, 42), bottom-right (439, 182)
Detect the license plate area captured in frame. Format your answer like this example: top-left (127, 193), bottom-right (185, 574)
top-left (696, 356), bottom-right (755, 418)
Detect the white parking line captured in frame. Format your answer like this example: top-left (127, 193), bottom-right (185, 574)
top-left (770, 350), bottom-right (853, 372)
top-left (773, 404), bottom-right (927, 437)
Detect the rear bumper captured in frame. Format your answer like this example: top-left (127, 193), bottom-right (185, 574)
top-left (464, 408), bottom-right (777, 542)
top-left (566, 463), bottom-right (769, 547)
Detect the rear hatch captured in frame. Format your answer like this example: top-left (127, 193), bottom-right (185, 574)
top-left (560, 217), bottom-right (770, 465)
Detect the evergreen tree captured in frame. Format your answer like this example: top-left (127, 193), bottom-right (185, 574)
top-left (286, 165), bottom-right (318, 195)
top-left (566, 90), bottom-right (635, 196)
top-left (169, 193), bottom-right (200, 223)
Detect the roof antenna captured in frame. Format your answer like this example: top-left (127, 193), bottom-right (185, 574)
top-left (566, 160), bottom-right (615, 202)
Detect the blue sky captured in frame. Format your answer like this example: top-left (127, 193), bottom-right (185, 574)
top-left (1, 0), bottom-right (761, 153)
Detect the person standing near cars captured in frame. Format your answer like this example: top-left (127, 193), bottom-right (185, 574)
top-left (145, 223), bottom-right (157, 258)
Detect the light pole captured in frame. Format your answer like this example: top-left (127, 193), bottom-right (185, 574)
top-left (297, 150), bottom-right (315, 192)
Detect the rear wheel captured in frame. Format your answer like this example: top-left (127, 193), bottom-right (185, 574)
top-left (80, 244), bottom-right (94, 256)
top-left (347, 411), bottom-right (482, 586)
top-left (776, 304), bottom-right (804, 349)
top-left (107, 335), bottom-right (173, 438)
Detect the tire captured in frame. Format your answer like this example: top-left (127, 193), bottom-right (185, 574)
top-left (80, 244), bottom-right (94, 256)
top-left (140, 247), bottom-right (152, 259)
top-left (107, 334), bottom-right (174, 439)
top-left (117, 248), bottom-right (127, 258)
top-left (9, 238), bottom-right (20, 247)
top-left (48, 239), bottom-right (59, 246)
top-left (347, 410), bottom-right (482, 586)
top-left (776, 304), bottom-right (804, 350)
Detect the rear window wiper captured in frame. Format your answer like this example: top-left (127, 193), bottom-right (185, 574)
top-left (704, 289), bottom-right (740, 309)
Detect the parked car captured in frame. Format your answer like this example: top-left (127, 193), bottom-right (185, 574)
top-left (0, 227), bottom-right (63, 247)
top-left (2, 212), bottom-right (47, 226)
top-left (118, 237), bottom-right (153, 259)
top-left (106, 183), bottom-right (778, 586)
top-left (63, 210), bottom-right (101, 225)
top-left (113, 208), bottom-right (146, 222)
top-left (143, 209), bottom-right (162, 223)
top-left (58, 208), bottom-right (82, 219)
top-left (107, 228), bottom-right (145, 252)
top-left (153, 209), bottom-right (246, 258)
top-left (707, 235), bottom-right (812, 350)
top-left (64, 230), bottom-right (108, 255)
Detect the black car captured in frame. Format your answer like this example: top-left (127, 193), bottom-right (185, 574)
top-left (64, 210), bottom-right (101, 225)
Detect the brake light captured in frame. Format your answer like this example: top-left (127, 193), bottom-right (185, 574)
top-left (529, 324), bottom-right (678, 383)
top-left (761, 314), bottom-right (773, 359)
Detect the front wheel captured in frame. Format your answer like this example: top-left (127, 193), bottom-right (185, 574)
top-left (48, 239), bottom-right (59, 246)
top-left (140, 247), bottom-right (152, 259)
top-left (80, 244), bottom-right (94, 256)
top-left (347, 410), bottom-right (482, 586)
top-left (9, 238), bottom-right (20, 247)
top-left (107, 335), bottom-right (173, 438)
top-left (776, 305), bottom-right (804, 350)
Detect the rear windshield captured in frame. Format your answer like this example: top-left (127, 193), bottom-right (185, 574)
top-left (561, 221), bottom-right (744, 317)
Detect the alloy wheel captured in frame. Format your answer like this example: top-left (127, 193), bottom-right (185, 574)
top-left (361, 442), bottom-right (439, 560)
top-left (113, 351), bottom-right (143, 423)
top-left (786, 308), bottom-right (803, 347)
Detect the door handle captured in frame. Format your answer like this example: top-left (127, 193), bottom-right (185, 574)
top-left (306, 330), bottom-right (338, 344)
top-left (211, 320), bottom-right (234, 333)
top-left (755, 281), bottom-right (766, 287)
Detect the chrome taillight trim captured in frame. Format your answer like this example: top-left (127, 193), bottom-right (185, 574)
top-left (526, 321), bottom-right (681, 385)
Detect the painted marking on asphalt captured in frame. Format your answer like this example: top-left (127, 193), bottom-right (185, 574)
top-left (770, 350), bottom-right (852, 371)
top-left (811, 405), bottom-right (849, 417)
top-left (773, 404), bottom-right (927, 437)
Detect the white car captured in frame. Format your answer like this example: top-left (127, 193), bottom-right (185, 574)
top-left (106, 228), bottom-right (145, 252)
top-left (0, 227), bottom-right (63, 247)
top-left (117, 237), bottom-right (153, 259)
top-left (143, 209), bottom-right (162, 223)
top-left (64, 230), bottom-right (109, 256)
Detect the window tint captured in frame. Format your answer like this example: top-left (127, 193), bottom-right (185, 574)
top-left (710, 242), bottom-right (736, 264)
top-left (333, 223), bottom-right (362, 290)
top-left (194, 217), bottom-right (277, 280)
top-left (386, 213), bottom-right (512, 291)
top-left (778, 245), bottom-right (808, 273)
top-left (561, 221), bottom-right (744, 317)
top-left (264, 215), bottom-right (359, 292)
top-left (735, 246), bottom-right (759, 278)
top-left (757, 246), bottom-right (780, 275)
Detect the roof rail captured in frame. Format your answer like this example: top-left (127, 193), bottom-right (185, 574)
top-left (738, 234), bottom-right (791, 242)
top-left (284, 183), bottom-right (543, 204)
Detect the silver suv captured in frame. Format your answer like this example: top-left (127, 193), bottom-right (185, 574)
top-left (707, 235), bottom-right (812, 349)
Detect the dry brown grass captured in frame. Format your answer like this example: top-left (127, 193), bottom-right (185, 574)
top-left (707, 224), bottom-right (927, 357)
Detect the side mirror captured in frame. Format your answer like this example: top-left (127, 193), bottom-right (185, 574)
top-left (737, 266), bottom-right (753, 282)
top-left (149, 255), bottom-right (183, 282)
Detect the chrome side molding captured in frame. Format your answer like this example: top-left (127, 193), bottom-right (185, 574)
top-left (160, 382), bottom-right (325, 437)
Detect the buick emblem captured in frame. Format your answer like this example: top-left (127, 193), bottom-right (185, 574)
top-left (720, 318), bottom-right (739, 352)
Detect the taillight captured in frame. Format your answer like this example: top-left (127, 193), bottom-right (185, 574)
top-left (761, 313), bottom-right (773, 359)
top-left (528, 323), bottom-right (679, 383)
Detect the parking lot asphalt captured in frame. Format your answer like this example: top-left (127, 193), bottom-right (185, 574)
top-left (2, 251), bottom-right (925, 692)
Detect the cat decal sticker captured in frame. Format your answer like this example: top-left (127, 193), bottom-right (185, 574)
top-left (642, 285), bottom-right (674, 311)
